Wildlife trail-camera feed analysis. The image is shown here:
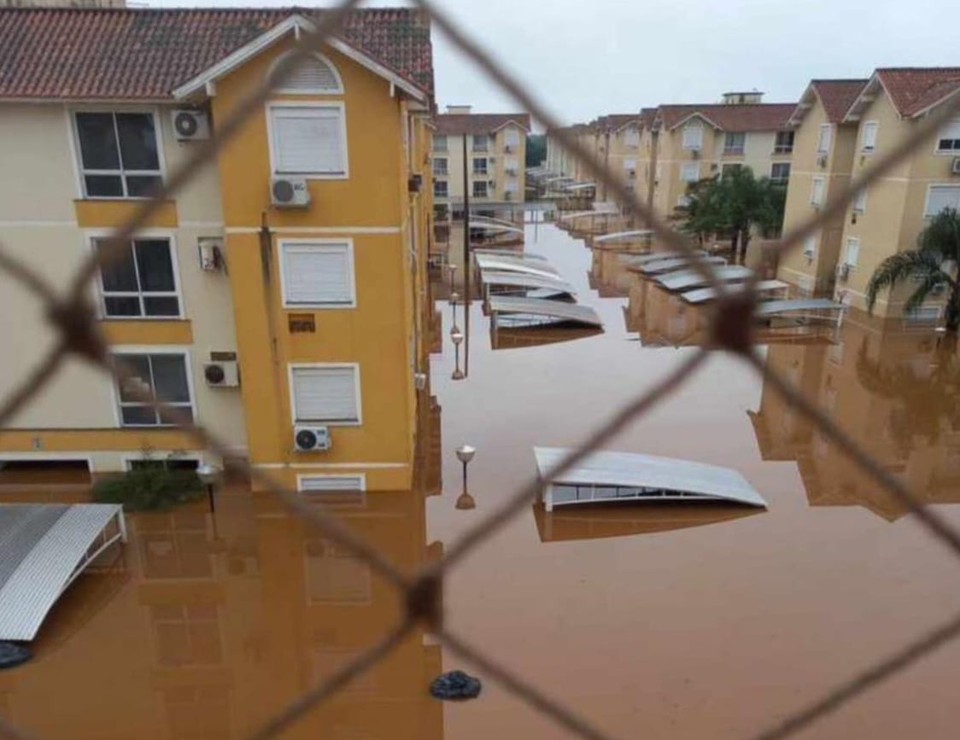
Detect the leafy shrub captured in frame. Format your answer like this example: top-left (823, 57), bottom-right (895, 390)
top-left (93, 465), bottom-right (204, 511)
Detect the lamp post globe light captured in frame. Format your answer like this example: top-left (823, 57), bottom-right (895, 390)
top-left (454, 445), bottom-right (476, 510)
top-left (196, 462), bottom-right (221, 514)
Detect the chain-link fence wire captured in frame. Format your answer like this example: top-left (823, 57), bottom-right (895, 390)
top-left (1, 1), bottom-right (960, 738)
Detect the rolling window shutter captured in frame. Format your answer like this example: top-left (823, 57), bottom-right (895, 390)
top-left (283, 245), bottom-right (353, 305)
top-left (272, 108), bottom-right (345, 174)
top-left (624, 158), bottom-right (637, 170)
top-left (293, 367), bottom-right (359, 422)
top-left (862, 122), bottom-right (879, 149)
top-left (927, 186), bottom-right (960, 216)
top-left (940, 119), bottom-right (960, 141)
top-left (818, 125), bottom-right (833, 153)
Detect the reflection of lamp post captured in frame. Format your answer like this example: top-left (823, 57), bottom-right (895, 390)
top-left (451, 325), bottom-right (465, 381)
top-left (197, 463), bottom-right (221, 514)
top-left (447, 263), bottom-right (457, 296)
top-left (455, 445), bottom-right (476, 510)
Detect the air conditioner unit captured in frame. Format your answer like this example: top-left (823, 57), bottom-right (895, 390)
top-left (691, 149), bottom-right (701, 160)
top-left (817, 154), bottom-right (829, 168)
top-left (294, 425), bottom-right (332, 452)
top-left (271, 177), bottom-right (310, 208)
top-left (627, 169), bottom-right (636, 179)
top-left (504, 191), bottom-right (514, 201)
top-left (203, 360), bottom-right (239, 387)
top-left (952, 157), bottom-right (960, 176)
top-left (504, 145), bottom-right (514, 153)
top-left (171, 109), bottom-right (210, 141)
top-left (837, 262), bottom-right (851, 282)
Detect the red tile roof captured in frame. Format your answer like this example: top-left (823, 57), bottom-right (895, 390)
top-left (434, 113), bottom-right (531, 136)
top-left (657, 103), bottom-right (795, 132)
top-left (876, 67), bottom-right (960, 117)
top-left (0, 7), bottom-right (433, 100)
top-left (597, 114), bottom-right (640, 133)
top-left (810, 79), bottom-right (868, 122)
top-left (639, 107), bottom-right (657, 129)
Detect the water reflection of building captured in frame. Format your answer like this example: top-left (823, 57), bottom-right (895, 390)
top-left (2, 419), bottom-right (444, 739)
top-left (750, 319), bottom-right (960, 520)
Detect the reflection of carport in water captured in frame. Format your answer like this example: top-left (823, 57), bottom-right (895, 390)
top-left (0, 504), bottom-right (126, 642)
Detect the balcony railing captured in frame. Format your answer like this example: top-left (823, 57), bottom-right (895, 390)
top-left (774, 145), bottom-right (794, 155)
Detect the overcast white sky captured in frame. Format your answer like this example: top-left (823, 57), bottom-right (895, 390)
top-left (145, 0), bottom-right (957, 127)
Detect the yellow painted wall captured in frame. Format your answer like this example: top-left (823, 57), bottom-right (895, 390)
top-left (211, 38), bottom-right (418, 490)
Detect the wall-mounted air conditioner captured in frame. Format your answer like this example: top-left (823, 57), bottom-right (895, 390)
top-left (272, 177), bottom-right (311, 208)
top-left (294, 425), bottom-right (332, 452)
top-left (817, 154), bottom-right (829, 169)
top-left (203, 360), bottom-right (239, 387)
top-left (172, 109), bottom-right (210, 141)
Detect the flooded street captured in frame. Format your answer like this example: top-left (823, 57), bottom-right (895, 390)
top-left (4, 223), bottom-right (960, 739)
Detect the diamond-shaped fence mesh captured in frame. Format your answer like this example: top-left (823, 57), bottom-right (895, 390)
top-left (2, 1), bottom-right (960, 738)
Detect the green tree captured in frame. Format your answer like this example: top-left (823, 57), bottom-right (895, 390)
top-left (525, 134), bottom-right (546, 167)
top-left (672, 167), bottom-right (786, 259)
top-left (865, 208), bottom-right (960, 332)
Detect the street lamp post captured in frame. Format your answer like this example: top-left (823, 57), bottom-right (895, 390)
top-left (455, 445), bottom-right (476, 510)
top-left (196, 463), bottom-right (221, 514)
top-left (451, 323), bottom-right (465, 381)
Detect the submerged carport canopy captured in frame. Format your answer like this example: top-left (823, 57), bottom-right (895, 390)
top-left (657, 265), bottom-right (754, 292)
top-left (0, 504), bottom-right (126, 642)
top-left (535, 447), bottom-right (767, 511)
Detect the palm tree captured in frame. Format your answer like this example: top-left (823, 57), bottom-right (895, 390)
top-left (865, 208), bottom-right (960, 332)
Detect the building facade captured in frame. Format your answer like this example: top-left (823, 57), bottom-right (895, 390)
top-left (778, 68), bottom-right (960, 321)
top-left (431, 106), bottom-right (530, 217)
top-left (0, 7), bottom-right (436, 491)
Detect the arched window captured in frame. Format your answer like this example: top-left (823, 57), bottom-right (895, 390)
top-left (270, 51), bottom-right (343, 95)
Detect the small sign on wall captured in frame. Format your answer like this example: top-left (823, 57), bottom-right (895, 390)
top-left (289, 314), bottom-right (316, 333)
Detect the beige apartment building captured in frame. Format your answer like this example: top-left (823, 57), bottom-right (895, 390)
top-left (432, 106), bottom-right (531, 217)
top-left (778, 68), bottom-right (960, 320)
top-left (646, 93), bottom-right (796, 218)
top-left (778, 79), bottom-right (868, 294)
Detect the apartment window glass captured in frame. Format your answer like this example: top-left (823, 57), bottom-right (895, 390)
top-left (926, 185), bottom-right (960, 216)
top-left (472, 157), bottom-right (488, 175)
top-left (75, 112), bottom-right (161, 198)
top-left (770, 162), bottom-right (791, 184)
top-left (115, 352), bottom-right (192, 426)
top-left (774, 130), bottom-right (795, 154)
top-left (817, 124), bottom-right (833, 154)
top-left (280, 242), bottom-right (355, 307)
top-left (861, 121), bottom-right (879, 152)
top-left (97, 238), bottom-right (179, 318)
top-left (434, 180), bottom-right (448, 198)
top-left (681, 162), bottom-right (701, 182)
top-left (936, 119), bottom-right (960, 152)
top-left (811, 177), bottom-right (826, 207)
top-left (845, 237), bottom-right (861, 267)
top-left (472, 135), bottom-right (490, 152)
top-left (291, 366), bottom-right (360, 424)
top-left (724, 132), bottom-right (746, 155)
top-left (682, 121), bottom-right (703, 150)
top-left (504, 128), bottom-right (521, 147)
top-left (472, 181), bottom-right (488, 198)
top-left (433, 135), bottom-right (448, 152)
top-left (270, 105), bottom-right (346, 176)
top-left (853, 187), bottom-right (868, 213)
top-left (433, 158), bottom-right (448, 176)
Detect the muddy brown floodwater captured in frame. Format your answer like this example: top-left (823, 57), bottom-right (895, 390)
top-left (2, 223), bottom-right (960, 739)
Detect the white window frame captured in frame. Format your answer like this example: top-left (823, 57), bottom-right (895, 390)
top-left (811, 176), bottom-right (826, 207)
top-left (624, 127), bottom-right (640, 148)
top-left (504, 127), bottom-right (521, 148)
top-left (434, 180), bottom-right (449, 198)
top-left (681, 162), bottom-right (701, 183)
top-left (70, 107), bottom-right (166, 200)
top-left (433, 135), bottom-right (448, 152)
top-left (682, 121), bottom-right (703, 151)
top-left (723, 132), bottom-right (746, 155)
top-left (288, 363), bottom-right (362, 427)
top-left (472, 157), bottom-right (488, 175)
top-left (803, 233), bottom-right (818, 259)
top-left (844, 237), bottom-right (861, 267)
top-left (853, 187), bottom-right (868, 214)
top-left (123, 453), bottom-right (202, 472)
top-left (818, 124), bottom-right (833, 155)
top-left (432, 157), bottom-right (448, 176)
top-left (266, 101), bottom-right (349, 179)
top-left (278, 239), bottom-right (356, 309)
top-left (770, 162), bottom-right (791, 184)
top-left (924, 184), bottom-right (960, 217)
top-left (88, 229), bottom-right (184, 320)
top-left (110, 347), bottom-right (196, 429)
top-left (473, 180), bottom-right (489, 198)
top-left (861, 121), bottom-right (879, 153)
top-left (934, 118), bottom-right (960, 154)
top-left (268, 50), bottom-right (344, 95)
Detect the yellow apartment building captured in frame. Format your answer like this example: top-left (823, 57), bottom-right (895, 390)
top-left (0, 7), bottom-right (436, 492)
top-left (778, 79), bottom-right (868, 294)
top-left (648, 93), bottom-right (795, 219)
top-left (431, 106), bottom-right (530, 218)
top-left (780, 68), bottom-right (960, 321)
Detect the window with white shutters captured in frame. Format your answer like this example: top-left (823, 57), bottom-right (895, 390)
top-left (271, 52), bottom-right (343, 94)
top-left (291, 365), bottom-right (361, 424)
top-left (936, 119), bottom-right (960, 152)
top-left (504, 128), bottom-right (521, 147)
top-left (682, 121), bottom-right (703, 150)
top-left (926, 185), bottom-right (960, 216)
top-left (681, 162), bottom-right (700, 182)
top-left (811, 177), bottom-right (826, 207)
top-left (818, 124), bottom-right (833, 154)
top-left (269, 105), bottom-right (347, 177)
top-left (281, 242), bottom-right (355, 307)
top-left (861, 121), bottom-right (879, 152)
top-left (853, 187), bottom-right (868, 213)
top-left (845, 237), bottom-right (860, 267)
